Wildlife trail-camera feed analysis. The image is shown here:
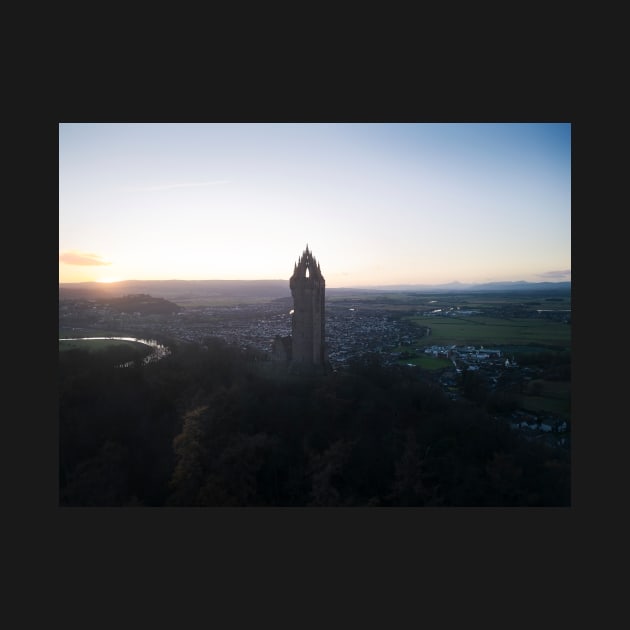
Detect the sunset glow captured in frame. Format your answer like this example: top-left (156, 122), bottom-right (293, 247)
top-left (95, 277), bottom-right (122, 284)
top-left (59, 123), bottom-right (571, 288)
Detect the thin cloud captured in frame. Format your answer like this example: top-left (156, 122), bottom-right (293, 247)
top-left (124, 180), bottom-right (231, 192)
top-left (537, 269), bottom-right (571, 280)
top-left (59, 251), bottom-right (112, 266)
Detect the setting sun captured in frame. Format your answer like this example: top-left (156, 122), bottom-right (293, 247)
top-left (59, 123), bottom-right (571, 287)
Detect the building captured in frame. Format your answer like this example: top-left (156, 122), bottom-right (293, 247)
top-left (289, 245), bottom-right (327, 370)
top-left (270, 245), bottom-right (329, 372)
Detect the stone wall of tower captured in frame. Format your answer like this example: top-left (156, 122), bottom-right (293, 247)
top-left (289, 246), bottom-right (326, 367)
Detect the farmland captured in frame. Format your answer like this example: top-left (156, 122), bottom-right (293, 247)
top-left (59, 286), bottom-right (571, 425)
top-left (59, 338), bottom-right (143, 353)
top-left (408, 315), bottom-right (570, 350)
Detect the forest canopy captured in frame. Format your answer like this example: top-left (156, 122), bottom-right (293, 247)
top-left (59, 337), bottom-right (570, 506)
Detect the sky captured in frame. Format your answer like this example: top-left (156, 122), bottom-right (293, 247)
top-left (59, 122), bottom-right (571, 288)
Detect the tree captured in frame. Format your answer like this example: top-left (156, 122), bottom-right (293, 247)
top-left (308, 440), bottom-right (351, 506)
top-left (167, 405), bottom-right (209, 506)
top-left (61, 441), bottom-right (129, 506)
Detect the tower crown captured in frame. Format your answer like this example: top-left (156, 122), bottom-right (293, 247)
top-left (291, 245), bottom-right (324, 283)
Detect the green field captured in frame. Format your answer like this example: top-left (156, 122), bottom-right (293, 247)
top-left (59, 338), bottom-right (151, 358)
top-left (399, 355), bottom-right (453, 370)
top-left (408, 315), bottom-right (570, 349)
top-left (518, 395), bottom-right (570, 419)
top-left (59, 327), bottom-right (125, 338)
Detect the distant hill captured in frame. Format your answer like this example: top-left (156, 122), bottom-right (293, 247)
top-left (342, 280), bottom-right (572, 293)
top-left (58, 279), bottom-right (291, 302)
top-left (59, 278), bottom-right (571, 302)
top-left (103, 293), bottom-right (180, 315)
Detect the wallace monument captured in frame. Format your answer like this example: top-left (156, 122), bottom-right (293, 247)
top-left (273, 245), bottom-right (329, 373)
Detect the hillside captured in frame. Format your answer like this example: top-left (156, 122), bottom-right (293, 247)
top-left (59, 279), bottom-right (571, 304)
top-left (58, 279), bottom-right (291, 303)
top-left (100, 293), bottom-right (180, 315)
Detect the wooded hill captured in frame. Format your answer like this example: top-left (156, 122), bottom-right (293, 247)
top-left (59, 336), bottom-right (570, 507)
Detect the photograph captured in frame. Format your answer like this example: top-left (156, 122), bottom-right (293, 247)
top-left (59, 122), bottom-right (571, 506)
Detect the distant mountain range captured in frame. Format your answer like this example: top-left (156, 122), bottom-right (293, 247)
top-left (59, 279), bottom-right (571, 302)
top-left (345, 280), bottom-right (572, 292)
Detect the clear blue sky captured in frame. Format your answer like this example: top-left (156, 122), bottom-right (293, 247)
top-left (59, 122), bottom-right (571, 287)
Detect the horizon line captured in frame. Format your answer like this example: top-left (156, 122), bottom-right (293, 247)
top-left (59, 278), bottom-right (571, 288)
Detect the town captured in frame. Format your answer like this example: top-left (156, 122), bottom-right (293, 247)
top-left (59, 291), bottom-right (570, 450)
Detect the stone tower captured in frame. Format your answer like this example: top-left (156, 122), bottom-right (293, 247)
top-left (289, 245), bottom-right (326, 368)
